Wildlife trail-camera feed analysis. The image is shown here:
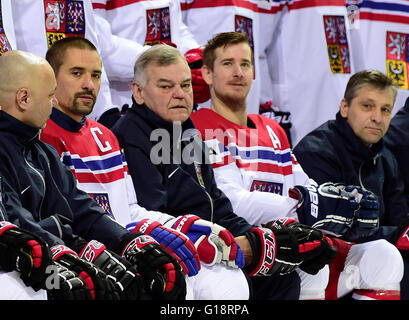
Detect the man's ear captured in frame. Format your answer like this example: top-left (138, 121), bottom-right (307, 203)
top-left (15, 87), bottom-right (30, 111)
top-left (339, 98), bottom-right (349, 118)
top-left (131, 82), bottom-right (144, 105)
top-left (201, 65), bottom-right (213, 86)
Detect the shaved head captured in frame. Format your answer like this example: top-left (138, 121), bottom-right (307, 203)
top-left (0, 50), bottom-right (57, 128)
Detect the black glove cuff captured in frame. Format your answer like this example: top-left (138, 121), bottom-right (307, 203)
top-left (243, 230), bottom-right (261, 275)
top-left (116, 232), bottom-right (145, 256)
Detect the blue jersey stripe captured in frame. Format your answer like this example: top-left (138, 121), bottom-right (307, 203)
top-left (359, 1), bottom-right (409, 13)
top-left (222, 144), bottom-right (292, 163)
top-left (62, 153), bottom-right (124, 171)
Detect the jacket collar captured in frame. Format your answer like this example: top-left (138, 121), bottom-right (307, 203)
top-left (130, 99), bottom-right (198, 141)
top-left (334, 111), bottom-right (384, 161)
top-left (50, 107), bottom-right (86, 132)
top-left (0, 110), bottom-right (41, 145)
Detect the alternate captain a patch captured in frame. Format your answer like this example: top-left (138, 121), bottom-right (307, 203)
top-left (386, 31), bottom-right (409, 89)
top-left (44, 0), bottom-right (85, 48)
top-left (89, 192), bottom-right (115, 220)
top-left (250, 180), bottom-right (283, 195)
top-left (323, 15), bottom-right (351, 74)
top-left (0, 1), bottom-right (11, 55)
top-left (145, 7), bottom-right (172, 46)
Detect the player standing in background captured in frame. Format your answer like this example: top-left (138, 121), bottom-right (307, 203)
top-left (346, 0), bottom-right (409, 116)
top-left (266, 0), bottom-right (355, 146)
top-left (0, 0), bottom-right (15, 56)
top-left (92, 0), bottom-right (201, 114)
top-left (180, 0), bottom-right (261, 114)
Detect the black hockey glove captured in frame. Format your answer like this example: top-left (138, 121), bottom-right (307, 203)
top-left (0, 221), bottom-right (53, 290)
top-left (262, 218), bottom-right (337, 275)
top-left (47, 261), bottom-right (93, 300)
top-left (51, 244), bottom-right (120, 300)
top-left (244, 227), bottom-right (277, 276)
top-left (118, 232), bottom-right (186, 300)
top-left (75, 239), bottom-right (145, 300)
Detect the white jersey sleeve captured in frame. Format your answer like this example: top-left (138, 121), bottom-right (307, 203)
top-left (1, 0), bottom-right (16, 53)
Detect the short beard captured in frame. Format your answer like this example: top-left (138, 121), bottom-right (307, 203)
top-left (72, 91), bottom-right (96, 116)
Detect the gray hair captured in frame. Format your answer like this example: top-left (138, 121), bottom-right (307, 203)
top-left (133, 44), bottom-right (187, 87)
top-left (344, 69), bottom-right (398, 105)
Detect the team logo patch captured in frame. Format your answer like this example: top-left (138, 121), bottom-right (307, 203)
top-left (386, 31), bottom-right (409, 89)
top-left (323, 15), bottom-right (351, 74)
top-left (44, 0), bottom-right (85, 48)
top-left (0, 2), bottom-right (11, 55)
top-left (89, 192), bottom-right (115, 220)
top-left (250, 180), bottom-right (283, 195)
top-left (145, 7), bottom-right (172, 46)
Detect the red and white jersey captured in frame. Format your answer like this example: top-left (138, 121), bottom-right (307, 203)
top-left (41, 114), bottom-right (175, 227)
top-left (180, 0), bottom-right (261, 114)
top-left (257, 0), bottom-right (287, 108)
top-left (92, 0), bottom-right (199, 109)
top-left (191, 108), bottom-right (311, 225)
top-left (0, 0), bottom-right (16, 55)
top-left (10, 0), bottom-right (117, 120)
top-left (347, 0), bottom-right (409, 114)
top-left (267, 0), bottom-right (355, 145)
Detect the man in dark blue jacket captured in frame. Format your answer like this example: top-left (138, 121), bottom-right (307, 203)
top-left (111, 43), bottom-right (341, 299)
top-left (293, 69), bottom-right (409, 298)
top-left (0, 49), bottom-right (186, 300)
top-left (384, 97), bottom-right (409, 206)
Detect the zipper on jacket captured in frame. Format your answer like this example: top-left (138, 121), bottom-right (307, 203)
top-left (203, 189), bottom-right (214, 223)
top-left (23, 146), bottom-right (46, 221)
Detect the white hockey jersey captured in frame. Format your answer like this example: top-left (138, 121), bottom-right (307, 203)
top-left (347, 0), bottom-right (409, 114)
top-left (10, 0), bottom-right (117, 120)
top-left (0, 0), bottom-right (16, 55)
top-left (258, 0), bottom-right (287, 108)
top-left (267, 0), bottom-right (355, 145)
top-left (191, 108), bottom-right (311, 226)
top-left (180, 0), bottom-right (261, 114)
top-left (41, 110), bottom-right (175, 227)
top-left (92, 0), bottom-right (199, 109)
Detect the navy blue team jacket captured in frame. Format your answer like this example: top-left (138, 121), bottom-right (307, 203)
top-left (293, 111), bottom-right (409, 242)
top-left (384, 97), bottom-right (409, 206)
top-left (112, 102), bottom-right (253, 237)
top-left (0, 110), bottom-right (128, 249)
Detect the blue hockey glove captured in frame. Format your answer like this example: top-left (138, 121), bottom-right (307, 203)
top-left (127, 219), bottom-right (200, 277)
top-left (342, 185), bottom-right (380, 242)
top-left (289, 182), bottom-right (359, 236)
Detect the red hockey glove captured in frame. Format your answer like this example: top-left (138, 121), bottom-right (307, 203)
top-left (185, 47), bottom-right (210, 104)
